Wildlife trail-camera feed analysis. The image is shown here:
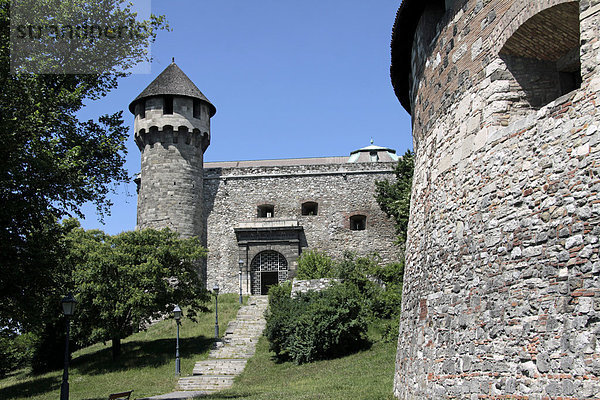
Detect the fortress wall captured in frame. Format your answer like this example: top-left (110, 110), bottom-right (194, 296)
top-left (395, 1), bottom-right (600, 398)
top-left (202, 162), bottom-right (400, 293)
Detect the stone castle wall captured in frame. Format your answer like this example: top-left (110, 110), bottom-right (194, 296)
top-left (394, 0), bottom-right (600, 398)
top-left (203, 162), bottom-right (400, 293)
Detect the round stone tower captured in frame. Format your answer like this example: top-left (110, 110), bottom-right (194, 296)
top-left (391, 1), bottom-right (599, 398)
top-left (129, 61), bottom-right (216, 238)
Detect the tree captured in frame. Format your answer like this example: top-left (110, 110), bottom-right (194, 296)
top-left (0, 0), bottom-right (168, 334)
top-left (65, 222), bottom-right (208, 359)
top-left (374, 150), bottom-right (414, 246)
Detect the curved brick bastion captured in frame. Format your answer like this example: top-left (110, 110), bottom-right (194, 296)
top-left (391, 0), bottom-right (600, 398)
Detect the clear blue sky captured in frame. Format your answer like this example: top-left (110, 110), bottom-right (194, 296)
top-left (79, 0), bottom-right (412, 234)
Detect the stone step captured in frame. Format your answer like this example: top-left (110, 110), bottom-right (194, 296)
top-left (178, 375), bottom-right (235, 391)
top-left (209, 348), bottom-right (256, 359)
top-left (227, 328), bottom-right (265, 336)
top-left (137, 390), bottom-right (215, 399)
top-left (173, 295), bottom-right (269, 396)
top-left (193, 359), bottom-right (247, 375)
top-left (222, 337), bottom-right (258, 345)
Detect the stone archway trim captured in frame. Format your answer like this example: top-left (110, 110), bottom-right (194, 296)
top-left (491, 0), bottom-right (578, 56)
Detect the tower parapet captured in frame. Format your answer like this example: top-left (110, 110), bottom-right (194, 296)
top-left (391, 1), bottom-right (600, 398)
top-left (130, 62), bottom-right (216, 238)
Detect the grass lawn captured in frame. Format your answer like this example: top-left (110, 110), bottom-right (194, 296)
top-left (0, 295), bottom-right (398, 400)
top-left (204, 333), bottom-right (397, 400)
top-left (0, 294), bottom-right (242, 400)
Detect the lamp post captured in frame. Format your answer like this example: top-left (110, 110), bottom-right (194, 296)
top-left (238, 259), bottom-right (244, 304)
top-left (213, 283), bottom-right (219, 339)
top-left (173, 305), bottom-right (182, 375)
top-left (60, 293), bottom-right (77, 400)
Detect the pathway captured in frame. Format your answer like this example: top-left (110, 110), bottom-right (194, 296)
top-left (139, 295), bottom-right (269, 400)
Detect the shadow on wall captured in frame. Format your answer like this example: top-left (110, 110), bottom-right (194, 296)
top-left (499, 2), bottom-right (581, 109)
top-left (200, 167), bottom-right (222, 283)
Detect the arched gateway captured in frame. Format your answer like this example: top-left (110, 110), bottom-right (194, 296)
top-left (250, 250), bottom-right (288, 295)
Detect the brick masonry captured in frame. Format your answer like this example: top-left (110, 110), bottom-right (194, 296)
top-left (392, 0), bottom-right (600, 398)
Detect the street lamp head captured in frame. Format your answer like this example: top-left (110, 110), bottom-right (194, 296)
top-left (213, 283), bottom-right (219, 296)
top-left (61, 293), bottom-right (77, 317)
top-left (173, 305), bottom-right (182, 321)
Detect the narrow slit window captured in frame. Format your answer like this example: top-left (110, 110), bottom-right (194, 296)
top-left (257, 204), bottom-right (274, 218)
top-left (301, 202), bottom-right (318, 216)
top-left (163, 95), bottom-right (173, 115)
top-left (193, 99), bottom-right (200, 119)
top-left (139, 100), bottom-right (146, 119)
top-left (350, 215), bottom-right (366, 231)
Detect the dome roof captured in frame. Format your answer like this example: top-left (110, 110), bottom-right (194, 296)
top-left (348, 141), bottom-right (399, 163)
top-left (129, 61), bottom-right (216, 117)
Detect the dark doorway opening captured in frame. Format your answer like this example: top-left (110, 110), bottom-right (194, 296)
top-left (261, 272), bottom-right (278, 295)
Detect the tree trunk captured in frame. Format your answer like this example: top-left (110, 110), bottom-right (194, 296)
top-left (111, 337), bottom-right (121, 360)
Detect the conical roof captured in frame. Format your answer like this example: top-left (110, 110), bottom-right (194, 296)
top-left (129, 62), bottom-right (216, 117)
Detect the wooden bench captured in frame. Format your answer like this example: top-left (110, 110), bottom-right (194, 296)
top-left (108, 390), bottom-right (133, 400)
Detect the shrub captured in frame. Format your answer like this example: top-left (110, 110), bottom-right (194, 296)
top-left (265, 282), bottom-right (369, 364)
top-left (296, 250), bottom-right (334, 279)
top-left (0, 332), bottom-right (37, 377)
top-left (333, 252), bottom-right (404, 320)
top-left (31, 318), bottom-right (68, 373)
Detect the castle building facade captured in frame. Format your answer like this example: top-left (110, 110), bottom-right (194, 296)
top-left (129, 62), bottom-right (400, 295)
top-left (391, 0), bottom-right (600, 398)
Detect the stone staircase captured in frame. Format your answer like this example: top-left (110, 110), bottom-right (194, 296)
top-left (176, 295), bottom-right (268, 396)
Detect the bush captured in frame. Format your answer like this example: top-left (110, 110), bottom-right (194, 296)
top-left (334, 252), bottom-right (404, 320)
top-left (296, 250), bottom-right (334, 279)
top-left (0, 332), bottom-right (37, 377)
top-left (31, 318), bottom-right (68, 373)
top-left (265, 282), bottom-right (369, 364)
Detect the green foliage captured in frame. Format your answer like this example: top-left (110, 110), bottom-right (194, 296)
top-left (63, 222), bottom-right (209, 359)
top-left (10, 0), bottom-right (169, 75)
top-left (0, 294), bottom-right (243, 400)
top-left (333, 252), bottom-right (403, 321)
top-left (30, 319), bottom-right (67, 373)
top-left (265, 282), bottom-right (369, 364)
top-left (296, 250), bottom-right (334, 279)
top-left (266, 252), bottom-right (404, 364)
top-left (0, 0), bottom-right (168, 344)
top-left (375, 149), bottom-right (414, 245)
top-left (0, 332), bottom-right (36, 377)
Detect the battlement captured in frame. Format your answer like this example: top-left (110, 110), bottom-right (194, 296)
top-left (134, 125), bottom-right (210, 152)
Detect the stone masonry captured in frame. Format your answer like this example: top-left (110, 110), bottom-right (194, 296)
top-left (130, 63), bottom-right (401, 296)
top-left (203, 160), bottom-right (399, 294)
top-left (391, 0), bottom-right (600, 398)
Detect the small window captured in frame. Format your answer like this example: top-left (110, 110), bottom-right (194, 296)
top-left (370, 151), bottom-right (379, 162)
top-left (257, 204), bottom-right (274, 218)
top-left (301, 202), bottom-right (318, 216)
top-left (139, 100), bottom-right (146, 119)
top-left (350, 215), bottom-right (366, 231)
top-left (193, 99), bottom-right (200, 119)
top-left (163, 95), bottom-right (173, 115)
